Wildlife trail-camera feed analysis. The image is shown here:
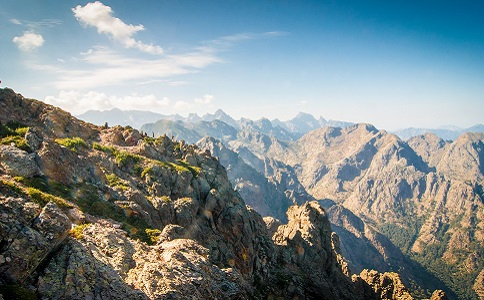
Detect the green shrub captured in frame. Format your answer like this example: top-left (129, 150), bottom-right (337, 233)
top-left (14, 127), bottom-right (28, 136)
top-left (0, 179), bottom-right (24, 195)
top-left (114, 151), bottom-right (141, 168)
top-left (92, 142), bottom-right (116, 154)
top-left (0, 121), bottom-right (30, 151)
top-left (106, 173), bottom-right (129, 190)
top-left (26, 187), bottom-right (72, 209)
top-left (178, 160), bottom-right (201, 177)
top-left (1, 135), bottom-right (31, 151)
top-left (145, 228), bottom-right (162, 244)
top-left (69, 223), bottom-right (91, 239)
top-left (55, 137), bottom-right (88, 152)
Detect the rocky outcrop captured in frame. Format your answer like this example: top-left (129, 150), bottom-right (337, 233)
top-left (0, 145), bottom-right (41, 177)
top-left (474, 268), bottom-right (484, 299)
top-left (270, 201), bottom-right (355, 299)
top-left (196, 136), bottom-right (296, 221)
top-left (0, 197), bottom-right (70, 285)
top-left (355, 269), bottom-right (413, 300)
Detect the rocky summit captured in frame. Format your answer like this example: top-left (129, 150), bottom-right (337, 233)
top-left (0, 88), bottom-right (449, 299)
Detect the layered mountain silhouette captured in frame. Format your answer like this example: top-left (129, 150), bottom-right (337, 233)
top-left (78, 108), bottom-right (483, 141)
top-left (127, 109), bottom-right (483, 299)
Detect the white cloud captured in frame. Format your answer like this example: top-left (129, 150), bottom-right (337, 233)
top-left (10, 18), bottom-right (22, 25)
top-left (13, 32), bottom-right (44, 51)
top-left (73, 1), bottom-right (163, 55)
top-left (205, 31), bottom-right (288, 49)
top-left (46, 46), bottom-right (219, 89)
top-left (44, 90), bottom-right (171, 114)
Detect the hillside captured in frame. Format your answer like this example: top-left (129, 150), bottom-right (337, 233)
top-left (0, 88), bottom-right (438, 299)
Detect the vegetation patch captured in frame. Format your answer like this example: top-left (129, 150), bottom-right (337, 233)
top-left (69, 223), bottom-right (91, 240)
top-left (145, 228), bottom-right (162, 244)
top-left (106, 173), bottom-right (129, 190)
top-left (55, 137), bottom-right (88, 152)
top-left (142, 159), bottom-right (201, 179)
top-left (25, 187), bottom-right (72, 209)
top-left (92, 142), bottom-right (116, 154)
top-left (114, 151), bottom-right (141, 168)
top-left (0, 121), bottom-right (30, 152)
top-left (0, 179), bottom-right (24, 195)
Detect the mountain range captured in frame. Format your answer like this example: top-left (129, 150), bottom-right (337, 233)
top-left (126, 110), bottom-right (482, 299)
top-left (78, 108), bottom-right (483, 141)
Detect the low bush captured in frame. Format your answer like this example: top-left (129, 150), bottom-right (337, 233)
top-left (55, 137), bottom-right (88, 152)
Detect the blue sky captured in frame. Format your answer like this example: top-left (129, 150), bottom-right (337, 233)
top-left (1, 0), bottom-right (483, 130)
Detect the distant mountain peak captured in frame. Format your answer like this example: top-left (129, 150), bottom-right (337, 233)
top-left (294, 111), bottom-right (317, 120)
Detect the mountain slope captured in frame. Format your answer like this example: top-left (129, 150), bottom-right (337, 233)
top-left (279, 124), bottom-right (484, 299)
top-left (196, 136), bottom-right (296, 221)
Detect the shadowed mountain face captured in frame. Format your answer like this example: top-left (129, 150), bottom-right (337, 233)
top-left (1, 88), bottom-right (437, 300)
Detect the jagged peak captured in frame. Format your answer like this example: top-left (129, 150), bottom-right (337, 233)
top-left (292, 111), bottom-right (318, 121)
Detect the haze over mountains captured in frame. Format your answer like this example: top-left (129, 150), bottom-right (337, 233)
top-left (78, 108), bottom-right (484, 141)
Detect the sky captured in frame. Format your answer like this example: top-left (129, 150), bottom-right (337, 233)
top-left (1, 0), bottom-right (483, 130)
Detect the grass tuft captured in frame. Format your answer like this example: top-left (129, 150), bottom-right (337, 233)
top-left (55, 137), bottom-right (88, 152)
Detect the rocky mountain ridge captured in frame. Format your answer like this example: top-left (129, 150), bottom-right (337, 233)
top-left (134, 111), bottom-right (482, 298)
top-left (0, 88), bottom-right (438, 299)
top-left (271, 125), bottom-right (484, 299)
top-left (79, 108), bottom-right (483, 141)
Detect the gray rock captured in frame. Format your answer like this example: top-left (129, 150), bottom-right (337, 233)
top-left (0, 145), bottom-right (41, 177)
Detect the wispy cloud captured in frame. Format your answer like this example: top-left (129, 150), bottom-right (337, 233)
top-left (9, 18), bottom-right (22, 25)
top-left (73, 1), bottom-right (163, 55)
top-left (25, 1), bottom-right (285, 90)
top-left (38, 46), bottom-right (219, 89)
top-left (10, 16), bottom-right (61, 52)
top-left (9, 17), bottom-right (62, 28)
top-left (13, 32), bottom-right (45, 51)
top-left (204, 31), bottom-right (288, 49)
top-left (194, 95), bottom-right (214, 105)
top-left (32, 29), bottom-right (281, 89)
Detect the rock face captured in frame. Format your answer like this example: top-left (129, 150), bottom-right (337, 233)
top-left (272, 125), bottom-right (483, 300)
top-left (196, 136), bottom-right (302, 221)
top-left (474, 269), bottom-right (484, 299)
top-left (0, 88), bottom-right (420, 299)
top-left (196, 118), bottom-right (480, 299)
top-left (0, 145), bottom-right (41, 177)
